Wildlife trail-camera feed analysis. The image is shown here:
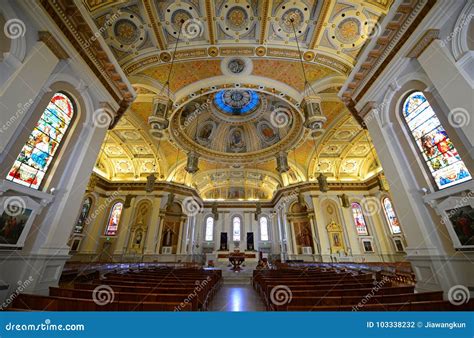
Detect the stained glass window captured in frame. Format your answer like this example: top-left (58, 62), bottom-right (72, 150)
top-left (74, 197), bottom-right (92, 234)
top-left (402, 91), bottom-right (471, 189)
top-left (205, 216), bottom-right (214, 241)
top-left (105, 202), bottom-right (123, 236)
top-left (6, 92), bottom-right (75, 189)
top-left (232, 216), bottom-right (241, 242)
top-left (382, 198), bottom-right (401, 234)
top-left (260, 216), bottom-right (269, 241)
top-left (351, 202), bottom-right (369, 235)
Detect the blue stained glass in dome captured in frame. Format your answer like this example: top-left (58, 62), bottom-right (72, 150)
top-left (214, 89), bottom-right (260, 115)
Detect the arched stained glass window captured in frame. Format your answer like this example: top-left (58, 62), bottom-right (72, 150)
top-left (402, 91), bottom-right (471, 189)
top-left (105, 202), bottom-right (123, 236)
top-left (232, 216), bottom-right (241, 242)
top-left (382, 197), bottom-right (401, 234)
top-left (205, 216), bottom-right (214, 241)
top-left (74, 197), bottom-right (92, 234)
top-left (260, 216), bottom-right (269, 241)
top-left (351, 202), bottom-right (369, 235)
top-left (6, 92), bottom-right (75, 189)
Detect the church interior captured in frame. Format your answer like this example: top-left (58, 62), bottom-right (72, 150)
top-left (0, 0), bottom-right (473, 312)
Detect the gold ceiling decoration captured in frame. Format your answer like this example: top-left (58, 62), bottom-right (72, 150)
top-left (80, 0), bottom-right (393, 199)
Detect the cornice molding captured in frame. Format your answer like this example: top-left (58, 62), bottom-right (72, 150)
top-left (39, 0), bottom-right (135, 126)
top-left (38, 31), bottom-right (69, 59)
top-left (406, 29), bottom-right (440, 58)
top-left (341, 0), bottom-right (437, 107)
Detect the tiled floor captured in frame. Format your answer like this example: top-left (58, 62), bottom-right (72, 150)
top-left (208, 285), bottom-right (266, 312)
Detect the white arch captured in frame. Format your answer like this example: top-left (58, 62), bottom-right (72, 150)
top-left (174, 75), bottom-right (303, 104)
top-left (451, 1), bottom-right (474, 60)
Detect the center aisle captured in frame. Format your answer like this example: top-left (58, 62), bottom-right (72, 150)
top-left (208, 285), bottom-right (266, 311)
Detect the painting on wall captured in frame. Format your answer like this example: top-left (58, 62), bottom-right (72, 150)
top-left (0, 196), bottom-right (39, 248)
top-left (446, 206), bottom-right (474, 248)
top-left (0, 207), bottom-right (32, 246)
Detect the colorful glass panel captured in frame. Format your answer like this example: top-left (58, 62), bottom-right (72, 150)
top-left (105, 202), bottom-right (123, 236)
top-left (383, 198), bottom-right (401, 234)
top-left (6, 92), bottom-right (75, 189)
top-left (403, 92), bottom-right (471, 189)
top-left (205, 216), bottom-right (214, 241)
top-left (74, 198), bottom-right (92, 234)
top-left (351, 202), bottom-right (369, 235)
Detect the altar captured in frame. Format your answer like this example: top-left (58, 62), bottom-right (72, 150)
top-left (228, 251), bottom-right (246, 271)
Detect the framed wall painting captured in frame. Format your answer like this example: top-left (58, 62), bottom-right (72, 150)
top-left (436, 195), bottom-right (474, 250)
top-left (0, 196), bottom-right (40, 248)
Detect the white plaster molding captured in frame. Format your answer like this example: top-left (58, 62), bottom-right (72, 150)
top-left (451, 1), bottom-right (474, 61)
top-left (174, 75), bottom-right (303, 105)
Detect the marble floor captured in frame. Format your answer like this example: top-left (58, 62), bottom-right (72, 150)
top-left (208, 285), bottom-right (266, 311)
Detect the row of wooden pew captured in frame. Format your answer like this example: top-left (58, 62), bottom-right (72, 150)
top-left (9, 267), bottom-right (222, 311)
top-left (253, 266), bottom-right (474, 311)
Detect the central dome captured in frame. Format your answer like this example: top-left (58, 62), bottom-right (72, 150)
top-left (214, 89), bottom-right (260, 115)
top-left (169, 88), bottom-right (305, 164)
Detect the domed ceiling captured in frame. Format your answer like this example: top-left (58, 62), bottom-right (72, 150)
top-left (81, 0), bottom-right (393, 200)
top-left (169, 89), bottom-right (304, 163)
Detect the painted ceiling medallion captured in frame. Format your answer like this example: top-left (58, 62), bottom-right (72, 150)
top-left (227, 6), bottom-right (248, 30)
top-left (336, 18), bottom-right (360, 44)
top-left (328, 8), bottom-right (374, 50)
top-left (221, 57), bottom-right (253, 75)
top-left (217, 0), bottom-right (255, 39)
top-left (114, 19), bottom-right (139, 44)
top-left (163, 3), bottom-right (201, 39)
top-left (272, 2), bottom-right (310, 39)
top-left (107, 10), bottom-right (146, 52)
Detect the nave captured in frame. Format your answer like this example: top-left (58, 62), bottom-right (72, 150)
top-left (0, 0), bottom-right (473, 315)
top-left (7, 262), bottom-right (474, 312)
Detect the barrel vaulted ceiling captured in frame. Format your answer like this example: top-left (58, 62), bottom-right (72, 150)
top-left (83, 0), bottom-right (392, 200)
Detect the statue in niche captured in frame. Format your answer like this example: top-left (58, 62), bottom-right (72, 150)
top-left (134, 230), bottom-right (143, 246)
top-left (163, 227), bottom-right (173, 247)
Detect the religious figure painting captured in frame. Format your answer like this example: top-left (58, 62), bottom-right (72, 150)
top-left (197, 122), bottom-right (215, 144)
top-left (257, 121), bottom-right (278, 143)
top-left (228, 128), bottom-right (246, 152)
top-left (447, 206), bottom-right (474, 247)
top-left (0, 206), bottom-right (32, 246)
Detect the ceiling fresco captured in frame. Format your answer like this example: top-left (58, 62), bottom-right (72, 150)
top-left (83, 0), bottom-right (394, 200)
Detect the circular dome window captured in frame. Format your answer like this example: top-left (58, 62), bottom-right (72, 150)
top-left (214, 89), bottom-right (260, 115)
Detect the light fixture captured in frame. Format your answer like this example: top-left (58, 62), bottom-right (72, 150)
top-left (254, 201), bottom-right (261, 221)
top-left (289, 18), bottom-right (327, 139)
top-left (212, 202), bottom-right (219, 220)
top-left (148, 20), bottom-right (185, 140)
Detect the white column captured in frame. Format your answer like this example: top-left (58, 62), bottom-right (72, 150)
top-left (0, 42), bottom-right (59, 154)
top-left (143, 196), bottom-right (163, 255)
top-left (113, 197), bottom-right (137, 256)
top-left (417, 40), bottom-right (474, 158)
top-left (311, 196), bottom-right (331, 261)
